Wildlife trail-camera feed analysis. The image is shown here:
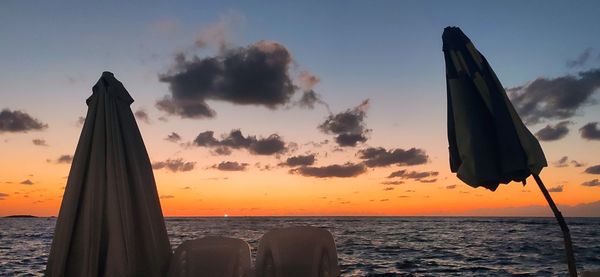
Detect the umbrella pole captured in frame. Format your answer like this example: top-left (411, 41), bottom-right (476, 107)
top-left (532, 173), bottom-right (577, 277)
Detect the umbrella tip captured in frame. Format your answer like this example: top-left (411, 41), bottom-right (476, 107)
top-left (102, 71), bottom-right (114, 77)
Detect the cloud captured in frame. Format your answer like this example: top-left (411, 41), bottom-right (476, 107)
top-left (20, 179), bottom-right (34, 185)
top-left (420, 179), bottom-right (438, 183)
top-left (535, 121), bottom-right (571, 141)
top-left (358, 147), bottom-right (428, 167)
top-left (32, 139), bottom-right (48, 146)
top-left (213, 161), bottom-right (248, 171)
top-left (380, 180), bottom-right (404, 185)
top-left (584, 165), bottom-right (600, 174)
top-left (280, 154), bottom-right (316, 167)
top-left (507, 68), bottom-right (600, 124)
top-left (193, 129), bottom-right (287, 155)
top-left (49, 155), bottom-right (73, 164)
top-left (548, 185), bottom-right (564, 192)
top-left (195, 11), bottom-right (244, 51)
top-left (152, 159), bottom-right (196, 172)
top-left (318, 100), bottom-right (370, 147)
top-left (581, 179), bottom-right (600, 187)
top-left (160, 195), bottom-right (175, 199)
top-left (0, 192), bottom-right (7, 200)
top-left (0, 109), bottom-right (48, 133)
top-left (571, 160), bottom-right (585, 167)
top-left (553, 156), bottom-right (569, 167)
top-left (134, 109), bottom-right (151, 124)
top-left (295, 71), bottom-right (329, 110)
top-left (446, 184), bottom-right (457, 189)
top-left (291, 163), bottom-right (366, 178)
top-left (566, 48), bottom-right (594, 68)
top-left (580, 122), bottom-right (600, 140)
top-left (383, 187), bottom-right (395, 191)
top-left (157, 40), bottom-right (299, 119)
top-left (387, 170), bottom-right (439, 180)
top-left (165, 132), bottom-right (182, 143)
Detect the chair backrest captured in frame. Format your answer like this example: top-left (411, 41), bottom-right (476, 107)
top-left (167, 236), bottom-right (252, 277)
top-left (255, 226), bottom-right (340, 277)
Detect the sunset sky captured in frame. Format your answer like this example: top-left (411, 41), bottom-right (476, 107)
top-left (1, 1), bottom-right (600, 216)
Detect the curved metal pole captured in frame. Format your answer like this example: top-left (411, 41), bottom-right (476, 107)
top-left (532, 173), bottom-right (577, 277)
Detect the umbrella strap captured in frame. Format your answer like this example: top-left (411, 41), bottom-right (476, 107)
top-left (532, 173), bottom-right (577, 277)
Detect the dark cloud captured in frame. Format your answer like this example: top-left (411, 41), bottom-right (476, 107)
top-left (580, 122), bottom-right (600, 140)
top-left (548, 185), bottom-right (564, 192)
top-left (383, 187), bottom-right (394, 191)
top-left (0, 192), bottom-right (7, 200)
top-left (0, 109), bottom-right (48, 133)
top-left (165, 132), bottom-right (182, 143)
top-left (157, 40), bottom-right (300, 118)
top-left (152, 159), bottom-right (196, 172)
top-left (32, 139), bottom-right (48, 146)
top-left (554, 156), bottom-right (569, 167)
top-left (584, 165), bottom-right (600, 174)
top-left (566, 48), bottom-right (593, 68)
top-left (193, 129), bottom-right (287, 155)
top-left (160, 195), bottom-right (175, 199)
top-left (581, 179), bottom-right (600, 187)
top-left (380, 199), bottom-right (389, 202)
top-left (535, 121), bottom-right (571, 141)
top-left (387, 170), bottom-right (438, 180)
top-left (292, 163), bottom-right (366, 178)
top-left (358, 147), bottom-right (428, 167)
top-left (571, 160), bottom-right (585, 167)
top-left (420, 179), bottom-right (438, 183)
top-left (20, 179), bottom-right (34, 185)
top-left (213, 161), bottom-right (248, 171)
top-left (280, 154), bottom-right (316, 167)
top-left (380, 180), bottom-right (404, 185)
top-left (318, 100), bottom-right (370, 147)
top-left (134, 109), bottom-right (151, 124)
top-left (51, 155), bottom-right (73, 164)
top-left (446, 184), bottom-right (457, 189)
top-left (507, 68), bottom-right (600, 124)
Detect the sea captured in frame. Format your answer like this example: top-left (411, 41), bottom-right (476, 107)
top-left (1, 217), bottom-right (599, 276)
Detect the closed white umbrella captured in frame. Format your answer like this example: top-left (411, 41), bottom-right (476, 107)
top-left (46, 72), bottom-right (172, 276)
top-left (443, 27), bottom-right (577, 276)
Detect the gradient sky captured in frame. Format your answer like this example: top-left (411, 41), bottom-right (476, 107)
top-left (1, 1), bottom-right (600, 216)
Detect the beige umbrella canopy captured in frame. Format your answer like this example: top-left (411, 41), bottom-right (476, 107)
top-left (46, 72), bottom-right (171, 276)
top-left (443, 27), bottom-right (577, 276)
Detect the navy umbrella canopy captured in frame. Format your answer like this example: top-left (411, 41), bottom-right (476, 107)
top-left (443, 26), bottom-right (547, 191)
top-left (443, 27), bottom-right (577, 276)
top-left (45, 72), bottom-right (172, 277)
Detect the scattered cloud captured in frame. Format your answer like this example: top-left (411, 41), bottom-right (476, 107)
top-left (20, 179), bottom-right (34, 185)
top-left (49, 155), bottom-right (73, 164)
top-left (152, 159), bottom-right (196, 172)
top-left (358, 147), bottom-right (428, 167)
top-left (213, 161), bottom-right (248, 171)
top-left (387, 170), bottom-right (439, 180)
top-left (548, 185), bottom-right (564, 192)
top-left (446, 184), bottom-right (457, 189)
top-left (580, 122), bottom-right (600, 140)
top-left (318, 100), bottom-right (370, 147)
top-left (0, 192), bottom-right (8, 200)
top-left (280, 154), bottom-right (316, 167)
top-left (420, 179), bottom-right (437, 183)
top-left (32, 139), bottom-right (48, 146)
top-left (380, 180), bottom-right (404, 185)
top-left (134, 109), bottom-right (151, 124)
top-left (383, 187), bottom-right (395, 191)
top-left (193, 129), bottom-right (287, 155)
top-left (566, 48), bottom-right (594, 68)
top-left (165, 132), bottom-right (182, 143)
top-left (553, 156), bottom-right (569, 167)
top-left (291, 163), bottom-right (366, 178)
top-left (584, 165), bottom-right (600, 174)
top-left (0, 109), bottom-right (48, 133)
top-left (160, 195), bottom-right (175, 199)
top-left (195, 11), bottom-right (244, 51)
top-left (535, 121), bottom-right (571, 141)
top-left (581, 179), bottom-right (600, 187)
top-left (507, 68), bottom-right (600, 124)
top-left (571, 160), bottom-right (585, 167)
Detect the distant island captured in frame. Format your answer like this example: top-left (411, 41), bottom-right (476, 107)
top-left (4, 215), bottom-right (38, 218)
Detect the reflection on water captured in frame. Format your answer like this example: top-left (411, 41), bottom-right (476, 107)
top-left (1, 217), bottom-right (599, 276)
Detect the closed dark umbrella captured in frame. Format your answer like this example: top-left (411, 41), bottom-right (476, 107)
top-left (46, 72), bottom-right (172, 276)
top-left (443, 27), bottom-right (577, 276)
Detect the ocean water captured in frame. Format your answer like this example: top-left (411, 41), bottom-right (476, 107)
top-left (1, 217), bottom-right (599, 276)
